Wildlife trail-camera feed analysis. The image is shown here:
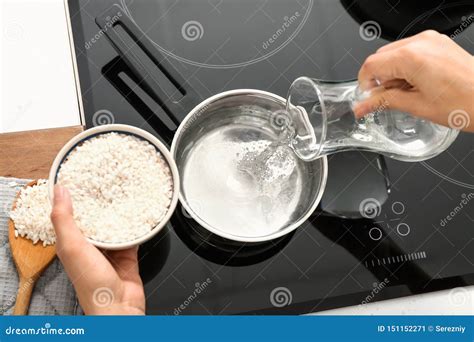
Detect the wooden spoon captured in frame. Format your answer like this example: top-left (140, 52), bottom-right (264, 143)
top-left (8, 180), bottom-right (56, 315)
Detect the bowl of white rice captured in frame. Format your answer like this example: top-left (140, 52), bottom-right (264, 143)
top-left (48, 124), bottom-right (179, 250)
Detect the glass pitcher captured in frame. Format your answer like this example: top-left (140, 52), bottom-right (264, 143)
top-left (285, 77), bottom-right (459, 162)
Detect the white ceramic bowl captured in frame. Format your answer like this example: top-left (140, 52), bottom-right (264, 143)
top-left (48, 124), bottom-right (180, 250)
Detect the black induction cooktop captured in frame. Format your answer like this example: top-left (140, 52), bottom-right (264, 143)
top-left (67, 0), bottom-right (474, 314)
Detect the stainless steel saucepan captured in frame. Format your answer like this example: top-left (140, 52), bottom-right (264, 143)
top-left (97, 7), bottom-right (328, 243)
top-left (171, 89), bottom-right (327, 242)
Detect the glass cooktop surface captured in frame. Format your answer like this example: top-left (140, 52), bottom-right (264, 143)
top-left (68, 0), bottom-right (474, 314)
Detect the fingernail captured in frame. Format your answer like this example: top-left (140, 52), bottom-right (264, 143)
top-left (359, 79), bottom-right (377, 92)
top-left (54, 185), bottom-right (65, 203)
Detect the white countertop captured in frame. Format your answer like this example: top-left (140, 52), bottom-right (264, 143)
top-left (313, 286), bottom-right (474, 315)
top-left (1, 0), bottom-right (81, 133)
top-left (1, 0), bottom-right (472, 315)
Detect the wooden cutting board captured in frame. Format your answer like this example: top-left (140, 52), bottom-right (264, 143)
top-left (0, 126), bottom-right (83, 179)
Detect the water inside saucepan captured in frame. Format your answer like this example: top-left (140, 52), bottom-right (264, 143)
top-left (182, 122), bottom-right (305, 238)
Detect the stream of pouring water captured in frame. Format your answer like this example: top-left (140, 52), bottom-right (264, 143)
top-left (182, 120), bottom-right (304, 237)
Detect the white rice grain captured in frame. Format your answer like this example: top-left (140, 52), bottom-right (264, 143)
top-left (10, 180), bottom-right (55, 246)
top-left (56, 132), bottom-right (173, 243)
